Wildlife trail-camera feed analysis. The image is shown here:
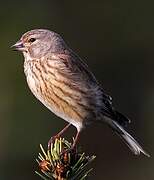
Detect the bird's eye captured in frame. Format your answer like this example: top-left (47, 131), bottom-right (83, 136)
top-left (28, 38), bottom-right (36, 43)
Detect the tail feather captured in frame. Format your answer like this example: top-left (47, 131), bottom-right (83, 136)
top-left (114, 110), bottom-right (131, 127)
top-left (104, 117), bottom-right (150, 157)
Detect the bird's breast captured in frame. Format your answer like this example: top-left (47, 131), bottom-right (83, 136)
top-left (24, 60), bottom-right (90, 131)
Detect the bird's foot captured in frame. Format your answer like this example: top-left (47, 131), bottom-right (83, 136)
top-left (60, 135), bottom-right (78, 156)
top-left (48, 135), bottom-right (60, 149)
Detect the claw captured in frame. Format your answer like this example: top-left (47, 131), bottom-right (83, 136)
top-left (48, 135), bottom-right (60, 149)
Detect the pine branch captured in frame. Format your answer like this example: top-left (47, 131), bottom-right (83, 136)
top-left (35, 138), bottom-right (96, 180)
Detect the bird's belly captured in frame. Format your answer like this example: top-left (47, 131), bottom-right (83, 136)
top-left (26, 73), bottom-right (83, 131)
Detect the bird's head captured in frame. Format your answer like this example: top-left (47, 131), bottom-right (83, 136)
top-left (11, 29), bottom-right (66, 59)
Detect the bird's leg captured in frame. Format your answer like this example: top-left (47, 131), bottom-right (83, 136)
top-left (56, 123), bottom-right (72, 137)
top-left (72, 131), bottom-right (80, 149)
top-left (48, 123), bottom-right (71, 149)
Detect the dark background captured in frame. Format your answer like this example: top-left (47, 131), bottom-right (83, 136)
top-left (0, 0), bottom-right (153, 179)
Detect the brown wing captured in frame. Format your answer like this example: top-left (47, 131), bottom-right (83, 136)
top-left (45, 50), bottom-right (130, 127)
top-left (58, 50), bottom-right (112, 100)
top-left (54, 51), bottom-right (130, 126)
top-left (46, 51), bottom-right (115, 120)
top-left (56, 51), bottom-right (98, 85)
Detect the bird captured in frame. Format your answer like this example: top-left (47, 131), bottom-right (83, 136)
top-left (12, 29), bottom-right (149, 157)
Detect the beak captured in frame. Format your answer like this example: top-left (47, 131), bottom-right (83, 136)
top-left (11, 40), bottom-right (24, 51)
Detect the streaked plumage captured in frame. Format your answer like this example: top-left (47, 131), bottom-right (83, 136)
top-left (12, 29), bottom-right (149, 156)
